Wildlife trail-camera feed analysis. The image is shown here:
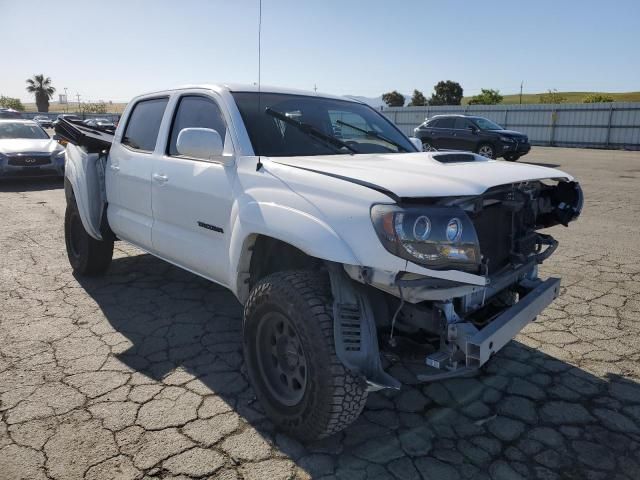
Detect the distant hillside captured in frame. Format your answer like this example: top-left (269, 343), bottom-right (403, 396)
top-left (347, 91), bottom-right (640, 108)
top-left (463, 91), bottom-right (640, 105)
top-left (22, 101), bottom-right (128, 114)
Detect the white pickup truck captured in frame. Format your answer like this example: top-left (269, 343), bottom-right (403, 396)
top-left (59, 84), bottom-right (583, 441)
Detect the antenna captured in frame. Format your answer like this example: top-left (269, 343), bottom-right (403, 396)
top-left (256, 0), bottom-right (263, 171)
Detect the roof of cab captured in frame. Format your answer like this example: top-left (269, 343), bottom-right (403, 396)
top-left (132, 83), bottom-right (362, 104)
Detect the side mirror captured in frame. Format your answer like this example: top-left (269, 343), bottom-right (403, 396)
top-left (409, 137), bottom-right (423, 151)
top-left (176, 127), bottom-right (227, 162)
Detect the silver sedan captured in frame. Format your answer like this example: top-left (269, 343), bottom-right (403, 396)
top-left (0, 119), bottom-right (65, 178)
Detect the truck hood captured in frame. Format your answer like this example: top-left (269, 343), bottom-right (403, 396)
top-left (270, 152), bottom-right (572, 198)
top-left (0, 138), bottom-right (62, 155)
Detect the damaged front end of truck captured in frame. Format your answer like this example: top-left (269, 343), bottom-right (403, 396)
top-left (330, 177), bottom-right (583, 390)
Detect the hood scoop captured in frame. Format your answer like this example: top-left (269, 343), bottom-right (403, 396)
top-left (431, 153), bottom-right (478, 164)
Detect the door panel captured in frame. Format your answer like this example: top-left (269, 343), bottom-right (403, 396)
top-left (151, 157), bottom-right (233, 284)
top-left (453, 118), bottom-right (478, 152)
top-left (107, 97), bottom-right (169, 250)
top-left (151, 93), bottom-right (234, 286)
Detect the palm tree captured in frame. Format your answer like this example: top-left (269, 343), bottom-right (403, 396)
top-left (25, 74), bottom-right (56, 112)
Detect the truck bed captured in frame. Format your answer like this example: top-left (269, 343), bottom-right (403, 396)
top-left (54, 118), bottom-right (114, 154)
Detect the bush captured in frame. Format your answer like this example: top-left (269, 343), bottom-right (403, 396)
top-left (583, 93), bottom-right (614, 103)
top-left (0, 96), bottom-right (25, 111)
top-left (468, 89), bottom-right (503, 105)
top-left (539, 89), bottom-right (566, 104)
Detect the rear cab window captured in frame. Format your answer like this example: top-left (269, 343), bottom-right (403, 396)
top-left (121, 97), bottom-right (169, 152)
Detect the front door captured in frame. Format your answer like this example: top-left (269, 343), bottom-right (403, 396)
top-left (453, 117), bottom-right (478, 152)
top-left (107, 97), bottom-right (169, 251)
top-left (151, 93), bottom-right (234, 286)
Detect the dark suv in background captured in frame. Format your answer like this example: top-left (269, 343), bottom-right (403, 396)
top-left (413, 114), bottom-right (530, 161)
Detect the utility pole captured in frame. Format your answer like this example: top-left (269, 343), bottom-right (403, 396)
top-left (314, 84), bottom-right (318, 93)
top-left (64, 87), bottom-right (68, 113)
top-left (519, 81), bottom-right (523, 105)
top-left (76, 93), bottom-right (82, 117)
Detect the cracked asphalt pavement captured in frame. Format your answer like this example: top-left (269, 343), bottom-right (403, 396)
top-left (1, 147), bottom-right (639, 480)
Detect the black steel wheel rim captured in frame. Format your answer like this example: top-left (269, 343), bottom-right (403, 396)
top-left (255, 311), bottom-right (308, 407)
top-left (69, 212), bottom-right (83, 258)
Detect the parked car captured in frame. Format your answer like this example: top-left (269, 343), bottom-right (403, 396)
top-left (414, 114), bottom-right (531, 161)
top-left (53, 114), bottom-right (82, 127)
top-left (59, 84), bottom-right (582, 441)
top-left (0, 108), bottom-right (23, 119)
top-left (0, 120), bottom-right (65, 178)
top-left (33, 115), bottom-right (53, 128)
top-left (83, 117), bottom-right (115, 131)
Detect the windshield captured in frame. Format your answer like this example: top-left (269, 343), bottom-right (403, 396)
top-left (232, 92), bottom-right (416, 156)
top-left (473, 117), bottom-right (503, 130)
top-left (0, 122), bottom-right (49, 140)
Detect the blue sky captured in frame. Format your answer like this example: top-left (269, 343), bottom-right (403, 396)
top-left (1, 0), bottom-right (638, 103)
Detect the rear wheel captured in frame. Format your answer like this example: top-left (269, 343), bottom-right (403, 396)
top-left (65, 201), bottom-right (113, 276)
top-left (243, 271), bottom-right (368, 441)
top-left (422, 141), bottom-right (437, 152)
top-left (477, 143), bottom-right (496, 159)
top-left (504, 153), bottom-right (520, 162)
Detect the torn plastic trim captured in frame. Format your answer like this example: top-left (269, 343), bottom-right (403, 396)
top-left (326, 262), bottom-right (400, 392)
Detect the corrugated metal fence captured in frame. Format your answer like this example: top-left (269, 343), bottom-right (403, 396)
top-left (382, 102), bottom-right (640, 150)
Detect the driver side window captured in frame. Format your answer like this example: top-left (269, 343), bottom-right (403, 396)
top-left (167, 95), bottom-right (227, 156)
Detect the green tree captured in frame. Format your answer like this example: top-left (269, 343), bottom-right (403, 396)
top-left (381, 90), bottom-right (405, 107)
top-left (408, 89), bottom-right (428, 106)
top-left (468, 89), bottom-right (503, 105)
top-left (428, 80), bottom-right (464, 105)
top-left (0, 96), bottom-right (25, 111)
top-left (583, 93), bottom-right (614, 103)
top-left (25, 74), bottom-right (56, 112)
top-left (539, 89), bottom-right (566, 104)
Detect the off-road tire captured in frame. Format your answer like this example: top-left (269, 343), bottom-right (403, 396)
top-left (64, 200), bottom-right (113, 276)
top-left (243, 270), bottom-right (368, 441)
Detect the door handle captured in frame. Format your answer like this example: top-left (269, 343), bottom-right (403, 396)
top-left (152, 173), bottom-right (168, 184)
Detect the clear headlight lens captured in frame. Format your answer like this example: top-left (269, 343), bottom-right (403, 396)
top-left (371, 204), bottom-right (481, 271)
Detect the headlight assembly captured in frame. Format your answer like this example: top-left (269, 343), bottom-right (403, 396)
top-left (371, 204), bottom-right (481, 272)
top-left (500, 136), bottom-right (515, 142)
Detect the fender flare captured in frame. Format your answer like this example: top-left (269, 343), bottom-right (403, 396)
top-left (228, 200), bottom-right (360, 302)
top-left (64, 144), bottom-right (104, 240)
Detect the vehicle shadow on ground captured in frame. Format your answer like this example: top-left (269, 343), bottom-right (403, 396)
top-left (0, 177), bottom-right (63, 192)
top-left (78, 252), bottom-right (640, 479)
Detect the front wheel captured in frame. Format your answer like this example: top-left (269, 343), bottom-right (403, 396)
top-left (64, 202), bottom-right (113, 276)
top-left (243, 271), bottom-right (368, 441)
top-left (504, 153), bottom-right (520, 162)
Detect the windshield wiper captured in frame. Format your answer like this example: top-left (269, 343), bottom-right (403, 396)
top-left (265, 108), bottom-right (358, 154)
top-left (336, 120), bottom-right (410, 152)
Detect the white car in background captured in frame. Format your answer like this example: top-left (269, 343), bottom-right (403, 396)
top-left (0, 120), bottom-right (65, 178)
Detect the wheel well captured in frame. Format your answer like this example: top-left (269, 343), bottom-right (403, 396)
top-left (247, 235), bottom-right (322, 291)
